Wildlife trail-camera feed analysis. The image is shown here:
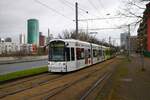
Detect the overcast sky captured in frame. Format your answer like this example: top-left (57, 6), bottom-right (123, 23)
top-left (0, 0), bottom-right (147, 45)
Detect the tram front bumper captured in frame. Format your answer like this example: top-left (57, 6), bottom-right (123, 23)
top-left (48, 62), bottom-right (67, 72)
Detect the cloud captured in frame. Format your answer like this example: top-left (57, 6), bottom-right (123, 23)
top-left (0, 0), bottom-right (144, 45)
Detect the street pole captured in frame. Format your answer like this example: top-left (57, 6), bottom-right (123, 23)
top-left (101, 39), bottom-right (105, 60)
top-left (75, 2), bottom-right (78, 39)
top-left (48, 28), bottom-right (50, 41)
top-left (109, 36), bottom-right (111, 47)
top-left (86, 20), bottom-right (88, 34)
top-left (128, 24), bottom-right (131, 58)
top-left (101, 40), bottom-right (103, 60)
top-left (109, 36), bottom-right (111, 57)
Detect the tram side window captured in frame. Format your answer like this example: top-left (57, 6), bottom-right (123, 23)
top-left (99, 50), bottom-right (102, 56)
top-left (66, 48), bottom-right (70, 61)
top-left (88, 49), bottom-right (91, 58)
top-left (93, 49), bottom-right (97, 57)
top-left (102, 50), bottom-right (105, 56)
top-left (71, 48), bottom-right (75, 61)
top-left (76, 48), bottom-right (84, 60)
top-left (84, 49), bottom-right (88, 58)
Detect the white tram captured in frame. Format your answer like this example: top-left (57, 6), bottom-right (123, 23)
top-left (48, 39), bottom-right (111, 72)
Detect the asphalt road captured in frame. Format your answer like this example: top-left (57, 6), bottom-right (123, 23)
top-left (0, 60), bottom-right (48, 75)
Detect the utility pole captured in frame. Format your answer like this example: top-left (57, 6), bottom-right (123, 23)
top-left (101, 39), bottom-right (105, 60)
top-left (109, 36), bottom-right (111, 48)
top-left (128, 24), bottom-right (131, 58)
top-left (86, 21), bottom-right (88, 34)
top-left (75, 2), bottom-right (78, 39)
top-left (109, 36), bottom-right (111, 56)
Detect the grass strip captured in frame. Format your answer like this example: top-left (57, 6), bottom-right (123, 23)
top-left (0, 66), bottom-right (48, 83)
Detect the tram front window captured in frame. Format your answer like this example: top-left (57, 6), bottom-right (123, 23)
top-left (49, 41), bottom-right (65, 61)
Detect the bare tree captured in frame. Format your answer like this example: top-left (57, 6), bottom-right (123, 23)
top-left (57, 29), bottom-right (92, 42)
top-left (118, 0), bottom-right (149, 25)
top-left (57, 29), bottom-right (111, 47)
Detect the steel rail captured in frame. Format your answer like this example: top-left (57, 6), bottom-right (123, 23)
top-left (40, 61), bottom-right (114, 100)
top-left (80, 72), bottom-right (112, 100)
top-left (0, 74), bottom-right (64, 99)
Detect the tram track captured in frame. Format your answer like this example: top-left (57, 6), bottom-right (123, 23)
top-left (44, 72), bottom-right (112, 100)
top-left (0, 73), bottom-right (50, 89)
top-left (80, 72), bottom-right (112, 100)
top-left (0, 73), bottom-right (64, 99)
top-left (24, 59), bottom-right (116, 100)
top-left (1, 58), bottom-right (114, 89)
top-left (1, 58), bottom-right (117, 99)
top-left (28, 73), bottom-right (93, 100)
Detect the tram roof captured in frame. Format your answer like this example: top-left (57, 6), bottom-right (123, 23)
top-left (49, 39), bottom-right (109, 48)
top-left (50, 39), bottom-right (90, 44)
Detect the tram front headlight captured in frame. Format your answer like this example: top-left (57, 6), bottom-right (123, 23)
top-left (48, 62), bottom-right (50, 64)
top-left (63, 63), bottom-right (66, 66)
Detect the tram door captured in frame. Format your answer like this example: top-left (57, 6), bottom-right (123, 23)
top-left (76, 48), bottom-right (84, 69)
top-left (91, 44), bottom-right (93, 64)
top-left (85, 49), bottom-right (88, 64)
top-left (76, 48), bottom-right (80, 68)
top-left (64, 47), bottom-right (77, 71)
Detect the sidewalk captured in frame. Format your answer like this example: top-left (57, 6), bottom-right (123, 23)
top-left (0, 55), bottom-right (48, 65)
top-left (97, 55), bottom-right (150, 100)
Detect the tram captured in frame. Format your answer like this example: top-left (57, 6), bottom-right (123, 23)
top-left (48, 39), bottom-right (114, 72)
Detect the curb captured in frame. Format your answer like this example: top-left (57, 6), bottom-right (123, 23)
top-left (0, 59), bottom-right (47, 65)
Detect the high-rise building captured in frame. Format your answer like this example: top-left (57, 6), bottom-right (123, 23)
top-left (39, 32), bottom-right (45, 46)
top-left (46, 28), bottom-right (53, 44)
top-left (27, 19), bottom-right (39, 46)
top-left (120, 33), bottom-right (128, 50)
top-left (20, 33), bottom-right (25, 44)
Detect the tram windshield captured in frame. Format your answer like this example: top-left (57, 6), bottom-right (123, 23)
top-left (49, 41), bottom-right (65, 61)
